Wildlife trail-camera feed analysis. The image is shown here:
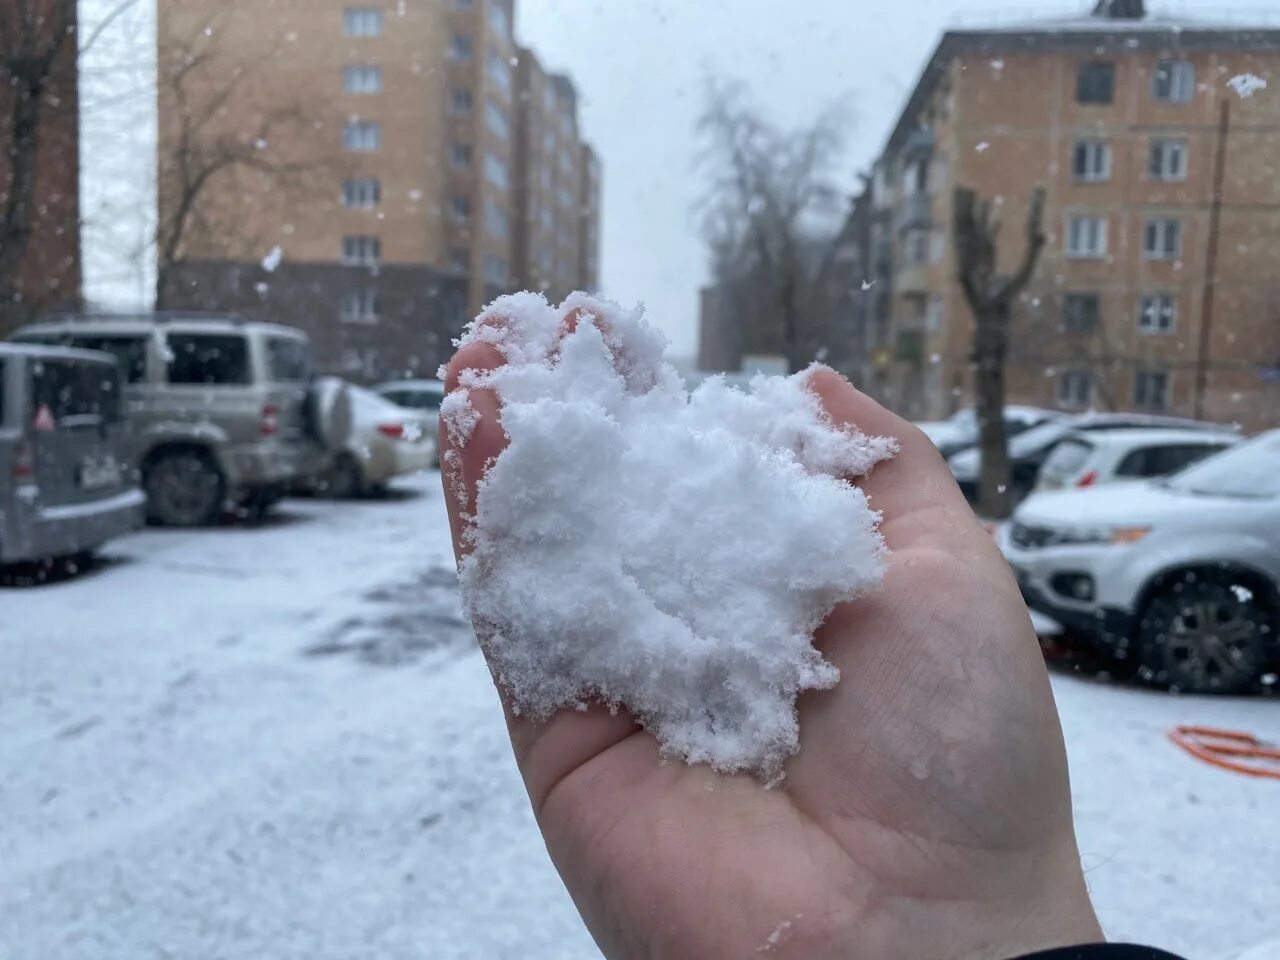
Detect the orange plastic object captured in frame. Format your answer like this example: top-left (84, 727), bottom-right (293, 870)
top-left (1169, 725), bottom-right (1280, 780)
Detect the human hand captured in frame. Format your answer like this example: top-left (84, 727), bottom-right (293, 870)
top-left (440, 304), bottom-right (1103, 960)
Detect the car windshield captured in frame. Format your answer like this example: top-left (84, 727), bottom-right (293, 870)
top-left (1162, 432), bottom-right (1280, 498)
top-left (266, 336), bottom-right (314, 382)
top-left (1008, 420), bottom-right (1072, 457)
top-left (1040, 437), bottom-right (1092, 475)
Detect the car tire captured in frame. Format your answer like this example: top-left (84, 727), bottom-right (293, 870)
top-left (325, 453), bottom-right (365, 500)
top-left (1136, 572), bottom-right (1273, 695)
top-left (145, 449), bottom-right (224, 527)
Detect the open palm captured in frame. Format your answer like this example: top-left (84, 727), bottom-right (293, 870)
top-left (440, 313), bottom-right (1101, 960)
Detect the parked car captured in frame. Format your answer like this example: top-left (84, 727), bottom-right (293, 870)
top-left (917, 405), bottom-right (1062, 458)
top-left (949, 412), bottom-right (1236, 505)
top-left (374, 379), bottom-right (444, 466)
top-left (1034, 427), bottom-right (1239, 493)
top-left (317, 386), bottom-right (437, 498)
top-left (11, 314), bottom-right (351, 527)
top-left (1002, 431), bottom-right (1280, 694)
top-left (1, 343), bottom-right (145, 564)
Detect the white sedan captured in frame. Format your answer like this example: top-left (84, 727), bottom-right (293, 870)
top-left (320, 386), bottom-right (438, 498)
top-left (1002, 431), bottom-right (1280, 694)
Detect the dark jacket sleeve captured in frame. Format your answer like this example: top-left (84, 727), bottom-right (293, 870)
top-left (1011, 946), bottom-right (1186, 960)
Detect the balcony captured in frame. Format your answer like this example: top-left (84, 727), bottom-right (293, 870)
top-left (896, 192), bottom-right (932, 232)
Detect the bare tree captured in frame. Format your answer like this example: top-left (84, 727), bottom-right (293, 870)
top-left (696, 81), bottom-right (852, 374)
top-left (954, 186), bottom-right (1047, 519)
top-left (0, 0), bottom-right (76, 332)
top-left (155, 8), bottom-right (342, 307)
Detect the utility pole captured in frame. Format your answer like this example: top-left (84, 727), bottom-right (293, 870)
top-left (1196, 98), bottom-right (1230, 420)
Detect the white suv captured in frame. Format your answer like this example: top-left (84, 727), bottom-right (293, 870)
top-left (1002, 431), bottom-right (1280, 694)
top-left (1035, 427), bottom-right (1238, 493)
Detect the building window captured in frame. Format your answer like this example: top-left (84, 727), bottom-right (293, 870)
top-left (341, 288), bottom-right (380, 323)
top-left (1134, 370), bottom-right (1170, 410)
top-left (1062, 292), bottom-right (1100, 332)
top-left (484, 151), bottom-right (508, 190)
top-left (1076, 61), bottom-right (1115, 104)
top-left (484, 197), bottom-right (508, 239)
top-left (343, 7), bottom-right (383, 37)
top-left (1143, 217), bottom-right (1181, 260)
top-left (343, 65), bottom-right (382, 94)
top-left (450, 34), bottom-right (474, 62)
top-left (1149, 137), bottom-right (1187, 181)
top-left (341, 235), bottom-right (381, 266)
top-left (484, 254), bottom-right (508, 287)
top-left (486, 100), bottom-right (509, 140)
top-left (490, 2), bottom-right (510, 39)
top-left (343, 120), bottom-right (381, 152)
top-left (1065, 215), bottom-right (1107, 258)
top-left (1071, 140), bottom-right (1110, 183)
top-left (1058, 371), bottom-right (1092, 408)
top-left (487, 49), bottom-right (511, 96)
top-left (451, 142), bottom-right (472, 168)
top-left (450, 248), bottom-right (469, 273)
top-left (341, 178), bottom-right (381, 209)
top-left (902, 227), bottom-right (930, 266)
top-left (450, 195), bottom-right (470, 222)
top-left (1153, 60), bottom-right (1195, 103)
top-left (450, 87), bottom-right (473, 116)
top-left (1138, 294), bottom-right (1176, 334)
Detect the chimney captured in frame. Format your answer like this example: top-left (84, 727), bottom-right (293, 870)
top-left (1093, 0), bottom-right (1145, 18)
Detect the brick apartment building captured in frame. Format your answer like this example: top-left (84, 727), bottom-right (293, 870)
top-left (155, 0), bottom-right (600, 382)
top-left (0, 0), bottom-right (82, 334)
top-left (856, 0), bottom-right (1280, 430)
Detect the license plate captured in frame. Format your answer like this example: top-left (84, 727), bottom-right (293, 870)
top-left (79, 457), bottom-right (121, 491)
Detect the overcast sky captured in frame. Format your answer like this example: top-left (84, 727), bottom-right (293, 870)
top-left (80, 0), bottom-right (1280, 359)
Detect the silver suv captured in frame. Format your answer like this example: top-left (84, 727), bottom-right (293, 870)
top-left (12, 314), bottom-right (350, 527)
top-left (1, 343), bottom-right (145, 563)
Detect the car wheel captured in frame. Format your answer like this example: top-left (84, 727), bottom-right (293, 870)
top-left (145, 450), bottom-right (224, 527)
top-left (325, 453), bottom-right (365, 500)
top-left (1137, 573), bottom-right (1272, 695)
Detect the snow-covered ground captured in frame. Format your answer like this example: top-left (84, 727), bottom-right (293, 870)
top-left (2, 473), bottom-right (1277, 959)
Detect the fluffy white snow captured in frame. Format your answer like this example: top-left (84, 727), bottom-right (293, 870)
top-left (451, 293), bottom-right (896, 778)
top-left (1228, 73), bottom-right (1268, 99)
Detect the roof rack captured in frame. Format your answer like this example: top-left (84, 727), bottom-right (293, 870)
top-left (38, 310), bottom-right (250, 325)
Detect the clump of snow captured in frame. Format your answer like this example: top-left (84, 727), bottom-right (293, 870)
top-left (451, 292), bottom-right (896, 780)
top-left (261, 246), bottom-right (283, 273)
top-left (1228, 73), bottom-right (1267, 99)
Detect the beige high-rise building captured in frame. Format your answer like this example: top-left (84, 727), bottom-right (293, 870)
top-left (860, 0), bottom-right (1280, 431)
top-left (156, 0), bottom-right (601, 382)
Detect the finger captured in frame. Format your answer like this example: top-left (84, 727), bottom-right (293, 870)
top-left (805, 367), bottom-right (987, 554)
top-left (440, 339), bottom-right (506, 561)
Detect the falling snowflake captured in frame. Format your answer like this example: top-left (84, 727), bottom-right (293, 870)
top-left (261, 246), bottom-right (283, 273)
top-left (990, 59), bottom-right (1004, 71)
top-left (1230, 584), bottom-right (1254, 603)
top-left (975, 141), bottom-right (990, 153)
top-left (254, 282), bottom-right (270, 296)
top-left (1227, 73), bottom-right (1267, 99)
top-left (860, 279), bottom-right (876, 292)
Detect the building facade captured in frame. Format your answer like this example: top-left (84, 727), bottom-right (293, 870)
top-left (155, 0), bottom-right (600, 382)
top-left (863, 0), bottom-right (1280, 430)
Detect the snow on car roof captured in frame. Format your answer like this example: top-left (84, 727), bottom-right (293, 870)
top-left (1062, 427), bottom-right (1241, 448)
top-left (376, 379), bottom-right (445, 393)
top-left (0, 342), bottom-right (122, 365)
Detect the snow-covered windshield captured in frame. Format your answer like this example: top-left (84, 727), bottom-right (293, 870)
top-left (1008, 420), bottom-right (1073, 457)
top-left (1164, 432), bottom-right (1280, 498)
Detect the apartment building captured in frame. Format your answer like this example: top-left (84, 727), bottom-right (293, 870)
top-left (156, 0), bottom-right (600, 382)
top-left (863, 0), bottom-right (1280, 430)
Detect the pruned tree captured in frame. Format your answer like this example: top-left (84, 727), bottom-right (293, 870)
top-left (0, 0), bottom-right (76, 333)
top-left (155, 6), bottom-right (343, 308)
top-left (954, 185), bottom-right (1047, 519)
top-left (695, 80), bottom-right (853, 374)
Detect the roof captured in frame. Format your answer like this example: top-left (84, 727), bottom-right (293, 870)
top-left (882, 8), bottom-right (1280, 157)
top-left (1063, 426), bottom-right (1241, 446)
top-left (1068, 411), bottom-right (1241, 432)
top-left (375, 379), bottom-right (445, 393)
top-left (0, 342), bottom-right (121, 365)
top-left (15, 314), bottom-right (306, 339)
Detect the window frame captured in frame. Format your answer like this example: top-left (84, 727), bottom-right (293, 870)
top-left (1149, 137), bottom-right (1188, 181)
top-left (343, 7), bottom-right (383, 38)
top-left (341, 234), bottom-right (382, 266)
top-left (1138, 293), bottom-right (1177, 334)
top-left (1062, 292), bottom-right (1100, 332)
top-left (1133, 370), bottom-right (1171, 410)
top-left (343, 65), bottom-right (383, 95)
top-left (1065, 215), bottom-right (1107, 259)
top-left (164, 334), bottom-right (252, 387)
top-left (343, 119), bottom-right (381, 152)
top-left (1153, 59), bottom-right (1195, 104)
top-left (1143, 217), bottom-right (1182, 261)
top-left (1057, 370), bottom-right (1093, 408)
top-left (1076, 61), bottom-right (1115, 105)
top-left (341, 177), bottom-right (381, 209)
top-left (340, 288), bottom-right (381, 324)
top-left (1071, 139), bottom-right (1111, 183)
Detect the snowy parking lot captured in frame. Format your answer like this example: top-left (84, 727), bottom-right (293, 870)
top-left (2, 472), bottom-right (1276, 960)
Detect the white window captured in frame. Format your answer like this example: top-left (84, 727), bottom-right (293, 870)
top-left (926, 296), bottom-right (945, 333)
top-left (343, 66), bottom-right (382, 94)
top-left (1153, 60), bottom-right (1195, 104)
top-left (483, 255), bottom-right (508, 287)
top-left (490, 2), bottom-right (510, 39)
top-left (1149, 138), bottom-right (1187, 181)
top-left (451, 142), bottom-right (472, 168)
top-left (1066, 215), bottom-right (1107, 258)
top-left (1134, 370), bottom-right (1170, 409)
top-left (1143, 218), bottom-right (1181, 260)
top-left (486, 101), bottom-right (508, 140)
top-left (450, 34), bottom-right (474, 62)
top-left (487, 49), bottom-right (511, 96)
top-left (450, 88), bottom-right (473, 116)
top-left (450, 195), bottom-right (470, 222)
top-left (344, 7), bottom-right (383, 37)
top-left (902, 227), bottom-right (930, 266)
top-left (341, 235), bottom-right (381, 266)
top-left (1138, 294), bottom-right (1176, 333)
top-left (1058, 371), bottom-right (1092, 407)
top-left (341, 178), bottom-right (381, 209)
top-left (341, 288), bottom-right (380, 323)
top-left (343, 120), bottom-right (381, 152)
top-left (484, 152), bottom-right (508, 190)
top-left (484, 197), bottom-right (508, 239)
top-left (1072, 140), bottom-right (1110, 183)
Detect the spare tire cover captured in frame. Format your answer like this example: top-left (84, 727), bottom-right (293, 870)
top-left (307, 377), bottom-right (353, 452)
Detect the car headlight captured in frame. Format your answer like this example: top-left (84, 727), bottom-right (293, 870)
top-left (1056, 525), bottom-right (1151, 546)
top-left (1108, 526), bottom-right (1151, 545)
